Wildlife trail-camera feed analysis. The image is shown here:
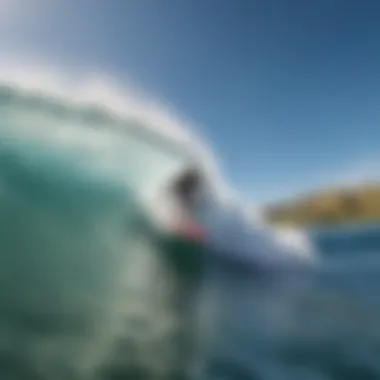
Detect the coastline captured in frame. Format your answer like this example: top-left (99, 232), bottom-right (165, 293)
top-left (264, 184), bottom-right (380, 229)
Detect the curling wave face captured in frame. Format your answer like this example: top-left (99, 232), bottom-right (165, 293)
top-left (0, 72), bottom-right (216, 380)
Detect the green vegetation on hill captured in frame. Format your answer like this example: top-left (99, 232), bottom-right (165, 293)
top-left (264, 184), bottom-right (380, 228)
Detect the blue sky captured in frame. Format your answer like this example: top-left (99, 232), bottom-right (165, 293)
top-left (1, 0), bottom-right (379, 203)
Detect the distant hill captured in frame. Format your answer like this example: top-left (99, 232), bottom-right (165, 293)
top-left (264, 183), bottom-right (380, 228)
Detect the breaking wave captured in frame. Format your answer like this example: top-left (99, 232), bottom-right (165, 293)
top-left (0, 61), bottom-right (223, 380)
top-left (0, 60), bottom-right (316, 380)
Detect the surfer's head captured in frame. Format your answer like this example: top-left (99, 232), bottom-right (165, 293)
top-left (172, 166), bottom-right (207, 213)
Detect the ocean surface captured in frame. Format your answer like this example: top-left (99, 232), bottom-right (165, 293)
top-left (0, 74), bottom-right (380, 380)
top-left (201, 224), bottom-right (380, 380)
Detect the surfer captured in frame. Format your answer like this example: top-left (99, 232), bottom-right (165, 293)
top-left (169, 165), bottom-right (317, 271)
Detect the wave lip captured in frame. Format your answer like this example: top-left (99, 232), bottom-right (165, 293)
top-left (0, 59), bottom-right (231, 195)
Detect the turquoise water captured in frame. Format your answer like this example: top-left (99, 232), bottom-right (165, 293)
top-left (0, 84), bottom-right (203, 380)
top-left (1, 83), bottom-right (380, 380)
